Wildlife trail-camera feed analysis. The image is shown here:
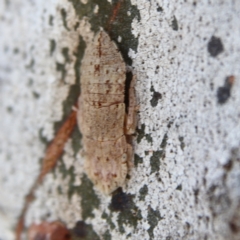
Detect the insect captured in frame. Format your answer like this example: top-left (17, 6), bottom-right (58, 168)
top-left (77, 31), bottom-right (136, 194)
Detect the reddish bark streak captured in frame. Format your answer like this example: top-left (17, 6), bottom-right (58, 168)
top-left (107, 0), bottom-right (122, 32)
top-left (39, 110), bottom-right (77, 181)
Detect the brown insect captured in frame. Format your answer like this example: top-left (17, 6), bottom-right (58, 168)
top-left (77, 31), bottom-right (136, 194)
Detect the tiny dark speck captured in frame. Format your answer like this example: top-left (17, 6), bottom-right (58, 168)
top-left (176, 184), bottom-right (182, 191)
top-left (217, 76), bottom-right (234, 104)
top-left (150, 91), bottom-right (162, 107)
top-left (223, 159), bottom-right (233, 171)
top-left (157, 6), bottom-right (163, 12)
top-left (208, 36), bottom-right (224, 57)
top-left (217, 87), bottom-right (230, 104)
top-left (49, 15), bottom-right (54, 26)
top-left (171, 16), bottom-right (178, 31)
top-left (32, 91), bottom-right (40, 99)
top-left (94, 64), bottom-right (100, 72)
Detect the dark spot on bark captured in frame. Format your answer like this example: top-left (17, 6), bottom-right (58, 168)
top-left (110, 188), bottom-right (142, 233)
top-left (25, 58), bottom-right (35, 69)
top-left (13, 48), bottom-right (19, 54)
top-left (139, 185), bottom-right (148, 201)
top-left (229, 220), bottom-right (240, 234)
top-left (56, 62), bottom-right (66, 80)
top-left (217, 86), bottom-right (230, 103)
top-left (229, 202), bottom-right (240, 234)
top-left (32, 91), bottom-right (40, 99)
top-left (124, 71), bottom-right (133, 113)
top-left (167, 120), bottom-right (174, 128)
top-left (60, 8), bottom-right (70, 31)
top-left (102, 229), bottom-right (112, 240)
top-left (6, 106), bottom-right (13, 113)
top-left (101, 212), bottom-right (116, 230)
top-left (70, 221), bottom-right (100, 240)
top-left (49, 39), bottom-right (56, 56)
top-left (62, 47), bottom-right (70, 63)
top-left (194, 188), bottom-right (199, 204)
top-left (150, 85), bottom-right (162, 107)
top-left (210, 82), bottom-right (214, 91)
top-left (157, 6), bottom-right (163, 12)
top-left (145, 133), bottom-right (153, 143)
top-left (176, 184), bottom-right (182, 191)
top-left (76, 174), bottom-right (100, 220)
top-left (147, 206), bottom-right (163, 239)
top-left (223, 159), bottom-right (233, 171)
top-left (49, 15), bottom-right (54, 26)
top-left (207, 184), bottom-right (231, 217)
top-left (110, 188), bottom-right (132, 211)
top-left (136, 124), bottom-right (145, 143)
top-left (71, 221), bottom-right (87, 238)
top-left (134, 154), bottom-right (143, 167)
top-left (94, 64), bottom-right (100, 72)
top-left (74, 21), bottom-right (79, 31)
top-left (207, 36), bottom-right (224, 57)
top-left (178, 136), bottom-right (185, 150)
top-left (97, 34), bottom-right (102, 57)
top-left (64, 233), bottom-right (71, 239)
top-left (160, 133), bottom-right (168, 149)
top-left (217, 76), bottom-right (234, 104)
top-left (150, 92), bottom-right (162, 107)
top-left (171, 15), bottom-right (178, 31)
top-left (111, 0), bottom-right (120, 4)
top-left (72, 35), bottom-right (85, 87)
top-left (150, 150), bottom-right (163, 174)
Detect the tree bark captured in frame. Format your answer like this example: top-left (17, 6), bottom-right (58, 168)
top-left (0, 0), bottom-right (240, 239)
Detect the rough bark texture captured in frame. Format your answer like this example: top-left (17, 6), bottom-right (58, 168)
top-left (0, 0), bottom-right (240, 240)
